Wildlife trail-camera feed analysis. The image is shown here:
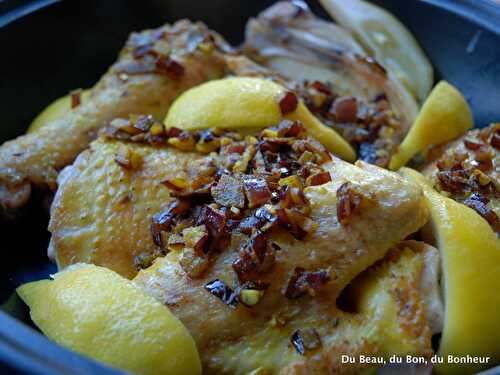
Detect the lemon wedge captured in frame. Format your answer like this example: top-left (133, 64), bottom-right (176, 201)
top-left (400, 168), bottom-right (500, 375)
top-left (17, 264), bottom-right (201, 375)
top-left (389, 81), bottom-right (473, 170)
top-left (28, 89), bottom-right (91, 133)
top-left (319, 0), bottom-right (433, 102)
top-left (164, 77), bottom-right (356, 161)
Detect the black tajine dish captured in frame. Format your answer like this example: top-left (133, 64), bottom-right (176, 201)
top-left (0, 1), bottom-right (499, 374)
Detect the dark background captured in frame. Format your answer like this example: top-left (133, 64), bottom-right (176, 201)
top-left (0, 1), bottom-right (499, 374)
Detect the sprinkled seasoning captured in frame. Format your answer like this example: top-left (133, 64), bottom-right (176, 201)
top-left (278, 91), bottom-right (299, 115)
top-left (108, 116), bottom-right (335, 285)
top-left (291, 328), bottom-right (322, 355)
top-left (204, 279), bottom-right (239, 308)
top-left (284, 267), bottom-right (330, 299)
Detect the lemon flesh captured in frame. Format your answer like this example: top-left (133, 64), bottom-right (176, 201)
top-left (400, 168), bottom-right (500, 375)
top-left (319, 0), bottom-right (433, 102)
top-left (17, 264), bottom-right (201, 375)
top-left (28, 90), bottom-right (91, 133)
top-left (389, 81), bottom-right (473, 171)
top-left (164, 77), bottom-right (356, 161)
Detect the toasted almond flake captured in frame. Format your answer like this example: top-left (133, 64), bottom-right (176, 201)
top-left (114, 147), bottom-right (143, 170)
top-left (306, 172), bottom-right (332, 187)
top-left (239, 289), bottom-right (265, 307)
top-left (168, 136), bottom-right (196, 151)
top-left (167, 234), bottom-right (184, 252)
top-left (162, 177), bottom-right (188, 191)
top-left (182, 225), bottom-right (208, 253)
top-left (180, 248), bottom-right (209, 278)
top-left (279, 175), bottom-right (302, 189)
top-left (150, 123), bottom-right (165, 136)
top-left (70, 89), bottom-right (82, 109)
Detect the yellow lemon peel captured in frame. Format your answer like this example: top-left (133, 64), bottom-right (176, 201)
top-left (400, 168), bottom-right (500, 375)
top-left (28, 89), bottom-right (91, 133)
top-left (319, 0), bottom-right (433, 102)
top-left (17, 263), bottom-right (201, 375)
top-left (390, 81), bottom-right (473, 170)
top-left (164, 77), bottom-right (355, 161)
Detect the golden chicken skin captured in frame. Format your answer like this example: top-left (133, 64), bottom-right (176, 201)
top-left (49, 117), bottom-right (427, 280)
top-left (134, 240), bottom-right (438, 374)
top-left (48, 137), bottom-right (208, 278)
top-left (48, 115), bottom-right (429, 373)
top-left (0, 20), bottom-right (227, 210)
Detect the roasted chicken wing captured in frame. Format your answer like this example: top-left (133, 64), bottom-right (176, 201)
top-left (0, 20), bottom-right (227, 210)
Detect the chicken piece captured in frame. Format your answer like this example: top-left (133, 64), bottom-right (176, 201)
top-left (421, 123), bottom-right (499, 233)
top-left (134, 241), bottom-right (435, 374)
top-left (409, 241), bottom-right (444, 335)
top-left (50, 126), bottom-right (427, 280)
top-left (0, 20), bottom-right (227, 210)
top-left (131, 165), bottom-right (426, 369)
top-left (242, 1), bottom-right (419, 167)
top-left (48, 138), bottom-right (211, 278)
top-left (50, 121), bottom-right (428, 372)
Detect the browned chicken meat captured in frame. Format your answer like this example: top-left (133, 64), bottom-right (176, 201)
top-left (133, 240), bottom-right (438, 374)
top-left (421, 123), bottom-right (499, 234)
top-left (48, 138), bottom-right (203, 278)
top-left (49, 115), bottom-right (430, 373)
top-left (242, 1), bottom-right (419, 168)
top-left (50, 118), bottom-right (427, 279)
top-left (0, 20), bottom-right (228, 210)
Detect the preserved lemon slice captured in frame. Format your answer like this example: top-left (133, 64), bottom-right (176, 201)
top-left (17, 264), bottom-right (201, 375)
top-left (400, 168), bottom-right (500, 375)
top-left (164, 77), bottom-right (356, 161)
top-left (28, 89), bottom-right (91, 133)
top-left (389, 81), bottom-right (473, 171)
top-left (319, 0), bottom-right (433, 102)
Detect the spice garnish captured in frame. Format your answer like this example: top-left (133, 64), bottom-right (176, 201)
top-left (431, 124), bottom-right (499, 233)
top-left (70, 89), bottom-right (82, 109)
top-left (336, 182), bottom-right (368, 225)
top-left (290, 328), bottom-right (322, 355)
top-left (284, 267), bottom-right (330, 299)
top-left (278, 91), bottom-right (299, 115)
top-left (204, 279), bottom-right (239, 309)
top-left (108, 116), bottom-right (335, 284)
